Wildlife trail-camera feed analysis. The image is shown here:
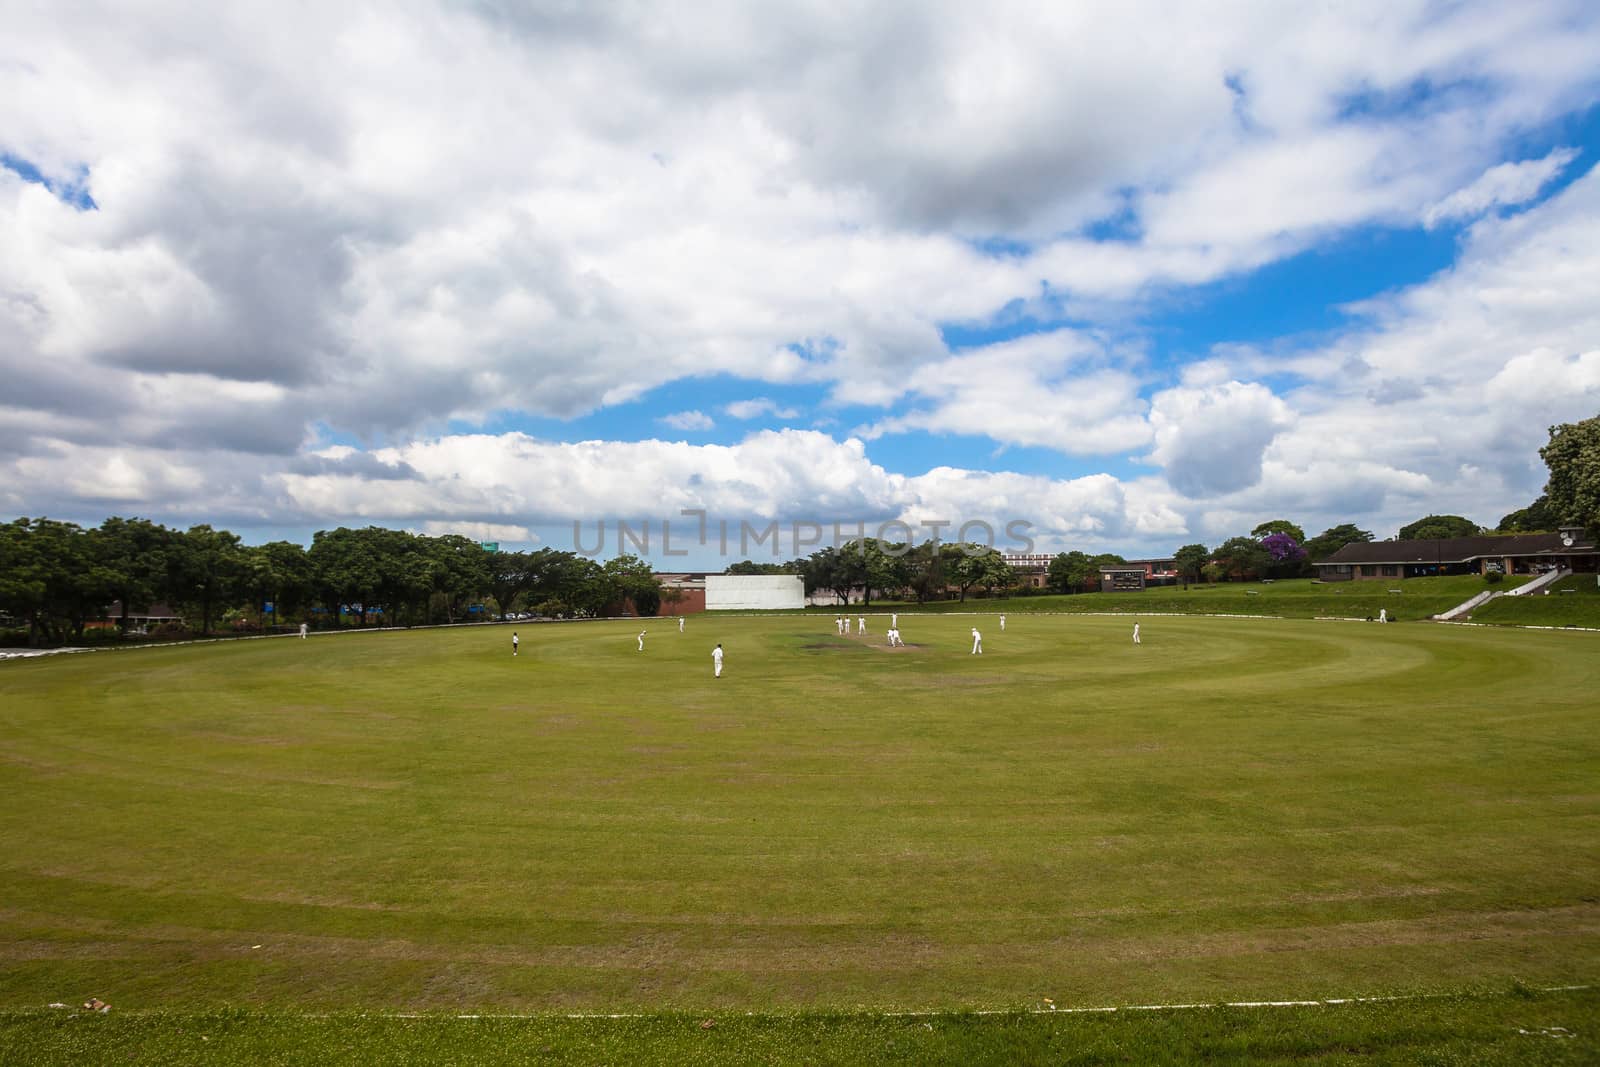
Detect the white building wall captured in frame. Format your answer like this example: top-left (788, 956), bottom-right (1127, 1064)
top-left (705, 574), bottom-right (805, 611)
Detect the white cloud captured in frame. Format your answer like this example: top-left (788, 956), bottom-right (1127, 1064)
top-left (724, 398), bottom-right (800, 420)
top-left (659, 410), bottom-right (715, 431)
top-left (1422, 148), bottom-right (1579, 227)
top-left (2, 2), bottom-right (1599, 552)
top-left (270, 429), bottom-right (1178, 551)
top-left (2, 0), bottom-right (1597, 455)
top-left (1190, 164), bottom-right (1600, 538)
top-left (1146, 380), bottom-right (1295, 498)
top-left (417, 520), bottom-right (535, 544)
top-left (856, 330), bottom-right (1152, 454)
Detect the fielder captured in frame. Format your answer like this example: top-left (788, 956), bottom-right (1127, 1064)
top-left (1378, 608), bottom-right (1387, 624)
top-left (999, 614), bottom-right (1006, 632)
top-left (891, 612), bottom-right (898, 629)
top-left (712, 643), bottom-right (724, 677)
top-left (299, 622), bottom-right (308, 639)
top-left (857, 616), bottom-right (866, 634)
top-left (844, 617), bottom-right (851, 635)
top-left (512, 631), bottom-right (519, 656)
top-left (678, 616), bottom-right (685, 633)
top-left (835, 616), bottom-right (844, 635)
top-left (1132, 621), bottom-right (1141, 645)
top-left (971, 627), bottom-right (982, 654)
top-left (638, 630), bottom-right (647, 652)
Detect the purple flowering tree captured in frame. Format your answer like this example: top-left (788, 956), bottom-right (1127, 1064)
top-left (1259, 531), bottom-right (1307, 577)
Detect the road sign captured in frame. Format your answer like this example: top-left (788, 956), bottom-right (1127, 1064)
top-left (481, 542), bottom-right (499, 553)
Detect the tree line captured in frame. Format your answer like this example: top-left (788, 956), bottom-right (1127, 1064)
top-left (782, 539), bottom-right (1019, 605)
top-left (0, 519), bottom-right (663, 647)
top-left (5, 415), bottom-right (1593, 645)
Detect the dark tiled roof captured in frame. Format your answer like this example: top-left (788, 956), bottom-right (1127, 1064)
top-left (1318, 532), bottom-right (1594, 566)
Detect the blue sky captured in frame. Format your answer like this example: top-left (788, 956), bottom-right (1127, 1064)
top-left (3, 2), bottom-right (1600, 566)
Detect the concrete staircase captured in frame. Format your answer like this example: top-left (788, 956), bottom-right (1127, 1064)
top-left (1433, 568), bottom-right (1566, 620)
top-left (1505, 567), bottom-right (1568, 596)
top-left (1434, 590), bottom-right (1499, 621)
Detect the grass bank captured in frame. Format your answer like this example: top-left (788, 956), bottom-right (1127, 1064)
top-left (2, 987), bottom-right (1594, 1065)
top-left (1468, 574), bottom-right (1600, 627)
top-left (794, 575), bottom-right (1528, 621)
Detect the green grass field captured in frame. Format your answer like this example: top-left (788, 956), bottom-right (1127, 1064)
top-left (2, 614), bottom-right (1596, 1061)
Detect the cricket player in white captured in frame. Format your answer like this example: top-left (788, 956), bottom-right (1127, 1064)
top-left (712, 643), bottom-right (724, 677)
top-left (844, 616), bottom-right (851, 635)
top-left (999, 614), bottom-right (1006, 631)
top-left (512, 631), bottom-right (519, 656)
top-left (299, 622), bottom-right (308, 639)
top-left (678, 616), bottom-right (685, 633)
top-left (637, 630), bottom-right (646, 651)
top-left (891, 612), bottom-right (898, 629)
top-left (971, 628), bottom-right (982, 654)
top-left (1132, 622), bottom-right (1141, 644)
top-left (857, 616), bottom-right (866, 634)
top-left (835, 616), bottom-right (844, 635)
top-left (1377, 608), bottom-right (1387, 624)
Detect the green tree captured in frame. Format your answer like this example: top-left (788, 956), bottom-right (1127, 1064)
top-left (521, 551), bottom-right (610, 617)
top-left (604, 554), bottom-right (662, 616)
top-left (1496, 495), bottom-right (1558, 533)
top-left (246, 541), bottom-right (314, 627)
top-left (976, 550), bottom-right (1015, 596)
top-left (1539, 415), bottom-right (1600, 537)
top-left (1397, 514), bottom-right (1481, 540)
top-left (96, 517), bottom-right (176, 631)
top-left (308, 527), bottom-right (382, 626)
top-left (799, 546), bottom-right (854, 604)
top-left (906, 541), bottom-right (948, 603)
top-left (169, 524), bottom-right (246, 635)
top-left (1046, 551), bottom-right (1096, 594)
top-left (564, 557), bottom-right (615, 617)
top-left (1209, 536), bottom-right (1271, 582)
top-left (0, 518), bottom-right (121, 645)
top-left (424, 535), bottom-right (491, 623)
top-left (1303, 523), bottom-right (1374, 561)
top-left (942, 544), bottom-right (986, 602)
top-left (1250, 519), bottom-right (1306, 543)
top-left (868, 541), bottom-right (914, 601)
top-left (1173, 543), bottom-right (1209, 588)
top-left (485, 549), bottom-right (539, 614)
top-left (0, 519), bottom-right (45, 639)
top-left (525, 549), bottom-right (596, 614)
top-left (726, 559), bottom-right (791, 575)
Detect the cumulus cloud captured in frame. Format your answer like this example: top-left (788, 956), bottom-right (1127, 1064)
top-left (1422, 148), bottom-right (1579, 228)
top-left (1199, 165), bottom-right (1600, 538)
top-left (416, 520), bottom-right (536, 544)
top-left (724, 398), bottom-right (800, 420)
top-left (1146, 380), bottom-right (1295, 498)
top-left (856, 330), bottom-right (1152, 454)
top-left (2, 2), bottom-right (1599, 552)
top-left (659, 410), bottom-right (716, 431)
top-left (272, 429), bottom-right (1172, 550)
top-left (2, 1), bottom-right (1596, 451)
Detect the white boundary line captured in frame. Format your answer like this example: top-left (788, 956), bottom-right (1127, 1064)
top-left (8, 605), bottom-right (1597, 664)
top-left (6, 984), bottom-right (1589, 1020)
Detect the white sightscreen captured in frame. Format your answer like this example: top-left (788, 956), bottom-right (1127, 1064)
top-left (704, 574), bottom-right (805, 611)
